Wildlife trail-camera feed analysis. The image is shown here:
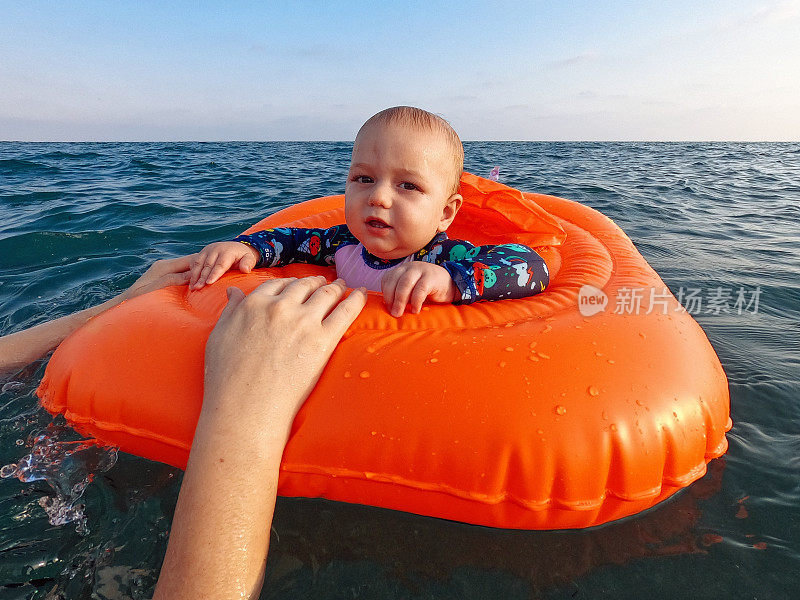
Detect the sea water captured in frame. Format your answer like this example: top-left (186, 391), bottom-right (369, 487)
top-left (0, 141), bottom-right (798, 599)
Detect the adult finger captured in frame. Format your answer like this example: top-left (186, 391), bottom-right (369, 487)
top-left (218, 286), bottom-right (246, 322)
top-left (225, 285), bottom-right (246, 307)
top-left (322, 287), bottom-right (367, 337)
top-left (208, 287), bottom-right (247, 342)
top-left (391, 270), bottom-right (422, 317)
top-left (153, 254), bottom-right (193, 276)
top-left (276, 276), bottom-right (328, 304)
top-left (246, 277), bottom-right (298, 299)
top-left (303, 279), bottom-right (347, 317)
top-left (157, 271), bottom-right (191, 289)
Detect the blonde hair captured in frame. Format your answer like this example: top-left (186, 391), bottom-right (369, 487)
top-left (356, 106), bottom-right (464, 195)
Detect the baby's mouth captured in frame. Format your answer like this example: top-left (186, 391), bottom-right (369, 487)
top-left (366, 217), bottom-right (391, 229)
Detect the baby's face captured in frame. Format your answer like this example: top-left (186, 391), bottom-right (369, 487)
top-left (345, 122), bottom-right (460, 260)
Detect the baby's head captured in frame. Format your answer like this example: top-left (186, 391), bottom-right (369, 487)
top-left (345, 106), bottom-right (464, 260)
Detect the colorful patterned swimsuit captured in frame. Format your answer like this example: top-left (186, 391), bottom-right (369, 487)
top-left (235, 225), bottom-right (549, 304)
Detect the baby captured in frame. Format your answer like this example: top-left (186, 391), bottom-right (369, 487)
top-left (189, 106), bottom-right (549, 316)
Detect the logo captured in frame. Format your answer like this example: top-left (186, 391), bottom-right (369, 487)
top-left (578, 285), bottom-right (608, 317)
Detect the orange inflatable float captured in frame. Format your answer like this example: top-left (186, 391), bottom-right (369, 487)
top-left (37, 173), bottom-right (730, 530)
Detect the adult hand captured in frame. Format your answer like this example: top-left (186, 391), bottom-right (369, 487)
top-left (203, 276), bottom-right (366, 426)
top-left (117, 255), bottom-right (193, 302)
top-left (153, 277), bottom-right (366, 600)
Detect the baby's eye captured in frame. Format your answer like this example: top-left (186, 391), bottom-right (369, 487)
top-left (400, 182), bottom-right (418, 191)
top-left (353, 175), bottom-right (373, 184)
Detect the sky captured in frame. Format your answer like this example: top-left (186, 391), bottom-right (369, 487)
top-left (1, 1), bottom-right (799, 141)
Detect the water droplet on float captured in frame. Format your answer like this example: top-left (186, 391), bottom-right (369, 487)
top-left (610, 424), bottom-right (618, 431)
top-left (529, 341), bottom-right (538, 349)
top-left (527, 355), bottom-right (539, 362)
top-left (601, 411), bottom-right (608, 420)
top-left (505, 346), bottom-right (514, 352)
top-left (429, 358), bottom-right (439, 364)
top-left (537, 352), bottom-right (551, 360)
top-left (588, 386), bottom-right (600, 396)
top-left (343, 371), bottom-right (351, 378)
top-left (366, 346), bottom-right (377, 354)
top-left (607, 359), bottom-right (616, 364)
top-left (639, 332), bottom-right (647, 339)
top-left (360, 371), bottom-right (370, 379)
top-left (636, 399), bottom-right (644, 406)
top-left (555, 405), bottom-right (567, 415)
top-left (498, 361), bottom-right (506, 368)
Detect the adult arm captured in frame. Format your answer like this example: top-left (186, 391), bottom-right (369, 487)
top-left (152, 277), bottom-right (366, 600)
top-left (0, 256), bottom-right (192, 374)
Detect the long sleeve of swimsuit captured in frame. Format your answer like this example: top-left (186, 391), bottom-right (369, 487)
top-left (417, 237), bottom-right (550, 305)
top-left (235, 226), bottom-right (549, 305)
top-left (234, 225), bottom-right (358, 268)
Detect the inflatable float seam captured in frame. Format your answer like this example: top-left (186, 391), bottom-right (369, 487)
top-left (279, 462), bottom-right (711, 511)
top-left (42, 397), bottom-right (720, 510)
top-left (48, 409), bottom-right (191, 452)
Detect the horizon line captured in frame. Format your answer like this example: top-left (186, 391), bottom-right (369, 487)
top-left (2, 139), bottom-right (799, 144)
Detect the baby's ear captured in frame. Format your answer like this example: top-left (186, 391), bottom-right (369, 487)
top-left (438, 193), bottom-right (463, 232)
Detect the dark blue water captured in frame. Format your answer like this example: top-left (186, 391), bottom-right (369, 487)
top-left (1, 142), bottom-right (798, 599)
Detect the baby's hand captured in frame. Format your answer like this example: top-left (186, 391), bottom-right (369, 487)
top-left (189, 242), bottom-right (260, 290)
top-left (381, 262), bottom-right (458, 317)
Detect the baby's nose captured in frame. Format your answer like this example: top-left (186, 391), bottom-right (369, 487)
top-left (368, 186), bottom-right (392, 208)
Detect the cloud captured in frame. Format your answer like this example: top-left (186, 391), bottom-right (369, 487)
top-left (546, 52), bottom-right (599, 70)
top-left (439, 95), bottom-right (479, 103)
top-left (712, 0), bottom-right (800, 32)
top-left (744, 0), bottom-right (800, 25)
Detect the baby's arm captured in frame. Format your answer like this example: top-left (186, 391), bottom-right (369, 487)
top-left (432, 239), bottom-right (550, 304)
top-left (190, 226), bottom-right (348, 290)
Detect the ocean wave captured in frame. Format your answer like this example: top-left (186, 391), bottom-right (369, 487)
top-left (1, 140), bottom-right (799, 597)
top-left (0, 158), bottom-right (61, 176)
